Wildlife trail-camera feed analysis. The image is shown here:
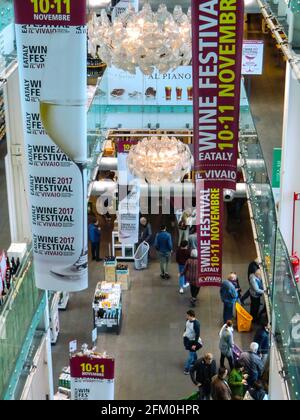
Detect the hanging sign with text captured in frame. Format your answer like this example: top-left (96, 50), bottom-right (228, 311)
top-left (14, 0), bottom-right (88, 292)
top-left (192, 0), bottom-right (244, 285)
top-left (70, 356), bottom-right (115, 401)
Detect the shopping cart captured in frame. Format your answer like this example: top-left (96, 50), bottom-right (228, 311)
top-left (134, 241), bottom-right (150, 270)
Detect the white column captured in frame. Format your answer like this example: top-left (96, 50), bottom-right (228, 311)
top-left (3, 65), bottom-right (31, 243)
top-left (279, 64), bottom-right (300, 255)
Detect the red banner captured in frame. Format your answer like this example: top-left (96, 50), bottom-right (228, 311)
top-left (196, 177), bottom-right (223, 285)
top-left (70, 356), bottom-right (115, 381)
top-left (14, 0), bottom-right (86, 26)
top-left (192, 0), bottom-right (244, 286)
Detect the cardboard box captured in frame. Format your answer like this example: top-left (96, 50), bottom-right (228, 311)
top-left (116, 269), bottom-right (130, 291)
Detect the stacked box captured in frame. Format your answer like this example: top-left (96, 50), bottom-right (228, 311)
top-left (116, 268), bottom-right (130, 291)
top-left (104, 260), bottom-right (117, 282)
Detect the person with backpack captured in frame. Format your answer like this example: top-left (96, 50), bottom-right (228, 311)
top-left (183, 310), bottom-right (202, 374)
top-left (220, 274), bottom-right (239, 324)
top-left (190, 353), bottom-right (217, 400)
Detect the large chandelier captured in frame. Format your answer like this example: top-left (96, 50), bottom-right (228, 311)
top-left (88, 3), bottom-right (192, 75)
top-left (127, 136), bottom-right (194, 184)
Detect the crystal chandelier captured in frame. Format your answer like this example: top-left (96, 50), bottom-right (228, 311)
top-left (127, 136), bottom-right (194, 184)
top-left (88, 3), bottom-right (192, 75)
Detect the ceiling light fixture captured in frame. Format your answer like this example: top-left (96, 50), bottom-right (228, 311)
top-left (88, 2), bottom-right (192, 75)
top-left (127, 136), bottom-right (194, 184)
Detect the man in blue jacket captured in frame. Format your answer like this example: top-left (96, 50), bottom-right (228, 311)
top-left (88, 218), bottom-right (102, 262)
top-left (154, 225), bottom-right (173, 279)
top-left (220, 274), bottom-right (238, 324)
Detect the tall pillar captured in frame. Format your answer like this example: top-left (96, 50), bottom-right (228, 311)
top-left (3, 65), bottom-right (31, 243)
top-left (279, 64), bottom-right (300, 255)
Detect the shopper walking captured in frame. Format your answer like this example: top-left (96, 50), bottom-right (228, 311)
top-left (176, 240), bottom-right (190, 294)
top-left (190, 353), bottom-right (217, 400)
top-left (180, 249), bottom-right (200, 307)
top-left (177, 209), bottom-right (192, 246)
top-left (88, 218), bottom-right (102, 261)
top-left (183, 310), bottom-right (202, 374)
top-left (211, 368), bottom-right (232, 401)
top-left (241, 258), bottom-right (260, 305)
top-left (239, 343), bottom-right (264, 387)
top-left (228, 360), bottom-right (248, 400)
top-left (219, 320), bottom-right (234, 371)
top-left (139, 217), bottom-right (153, 246)
top-left (249, 269), bottom-right (265, 322)
top-left (254, 323), bottom-right (270, 367)
top-left (154, 225), bottom-right (173, 279)
top-left (220, 274), bottom-right (238, 324)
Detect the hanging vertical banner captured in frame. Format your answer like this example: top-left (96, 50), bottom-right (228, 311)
top-left (196, 177), bottom-right (224, 285)
top-left (117, 140), bottom-right (140, 245)
top-left (192, 0), bottom-right (244, 285)
top-left (14, 0), bottom-right (88, 292)
top-left (70, 355), bottom-right (115, 400)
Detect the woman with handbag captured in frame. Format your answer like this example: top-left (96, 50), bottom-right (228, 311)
top-left (183, 310), bottom-right (202, 374)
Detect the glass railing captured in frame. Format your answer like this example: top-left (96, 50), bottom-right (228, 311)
top-left (0, 0), bottom-right (14, 32)
top-left (0, 251), bottom-right (44, 399)
top-left (264, 0), bottom-right (300, 52)
top-left (239, 81), bottom-right (300, 400)
top-left (0, 0), bottom-right (16, 75)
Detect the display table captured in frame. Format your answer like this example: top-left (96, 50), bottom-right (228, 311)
top-left (92, 282), bottom-right (122, 334)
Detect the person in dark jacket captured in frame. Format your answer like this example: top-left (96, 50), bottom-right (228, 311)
top-left (139, 217), bottom-right (153, 246)
top-left (190, 353), bottom-right (217, 400)
top-left (244, 381), bottom-right (269, 400)
top-left (154, 225), bottom-right (173, 279)
top-left (88, 218), bottom-right (102, 261)
top-left (241, 258), bottom-right (260, 304)
top-left (183, 310), bottom-right (201, 374)
top-left (254, 323), bottom-right (270, 366)
top-left (220, 275), bottom-right (238, 324)
top-left (181, 249), bottom-right (200, 307)
top-left (176, 240), bottom-right (190, 294)
top-left (239, 343), bottom-right (264, 387)
top-left (211, 367), bottom-right (232, 401)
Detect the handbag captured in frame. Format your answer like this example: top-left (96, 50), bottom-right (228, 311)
top-left (183, 336), bottom-right (203, 351)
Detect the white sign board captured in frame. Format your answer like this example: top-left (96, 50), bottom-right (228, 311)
top-left (70, 356), bottom-right (115, 401)
top-left (242, 41), bottom-right (264, 76)
top-left (69, 340), bottom-right (77, 354)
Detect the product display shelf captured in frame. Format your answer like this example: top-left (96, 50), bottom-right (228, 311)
top-left (56, 366), bottom-right (71, 400)
top-left (58, 292), bottom-right (69, 311)
top-left (112, 231), bottom-right (135, 261)
top-left (92, 281), bottom-right (122, 335)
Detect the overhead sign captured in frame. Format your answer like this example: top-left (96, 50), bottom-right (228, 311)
top-left (242, 40), bottom-right (264, 76)
top-left (70, 355), bottom-right (115, 400)
top-left (192, 0), bottom-right (244, 286)
top-left (14, 0), bottom-right (88, 292)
